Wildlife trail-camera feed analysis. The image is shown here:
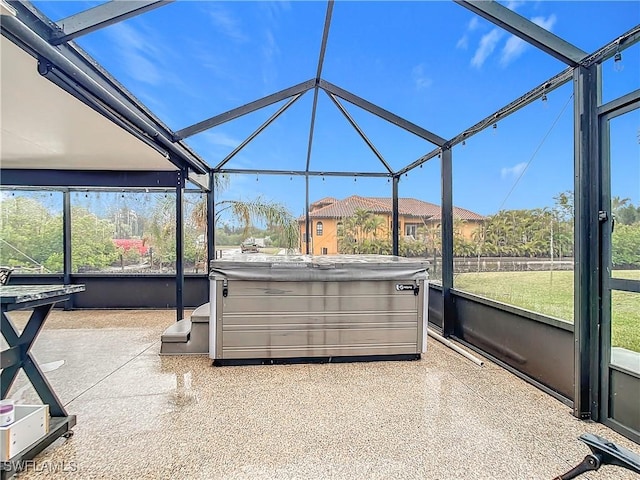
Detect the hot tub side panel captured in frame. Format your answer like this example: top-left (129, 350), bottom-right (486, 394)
top-left (214, 279), bottom-right (424, 360)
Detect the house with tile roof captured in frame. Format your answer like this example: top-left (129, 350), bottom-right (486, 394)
top-left (299, 195), bottom-right (484, 255)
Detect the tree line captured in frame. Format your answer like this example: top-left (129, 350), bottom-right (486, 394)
top-left (2, 190), bottom-right (637, 272)
top-left (0, 189), bottom-right (298, 273)
top-left (336, 193), bottom-right (640, 268)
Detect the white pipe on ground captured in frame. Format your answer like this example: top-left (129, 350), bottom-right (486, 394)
top-left (427, 328), bottom-right (484, 366)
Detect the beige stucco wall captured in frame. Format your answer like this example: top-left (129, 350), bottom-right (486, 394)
top-left (299, 218), bottom-right (341, 255)
top-left (299, 216), bottom-right (483, 254)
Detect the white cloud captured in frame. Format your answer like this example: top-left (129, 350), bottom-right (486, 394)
top-left (108, 23), bottom-right (163, 85)
top-left (260, 29), bottom-right (280, 88)
top-left (207, 4), bottom-right (249, 43)
top-left (531, 13), bottom-right (557, 31)
top-left (471, 29), bottom-right (503, 68)
top-left (193, 48), bottom-right (230, 78)
top-left (501, 162), bottom-right (528, 179)
top-left (202, 131), bottom-right (241, 149)
top-left (500, 14), bottom-right (557, 66)
top-left (260, 1), bottom-right (291, 23)
top-left (105, 22), bottom-right (193, 95)
top-left (262, 30), bottom-right (279, 61)
top-left (456, 17), bottom-right (480, 50)
top-left (500, 36), bottom-right (527, 66)
top-left (411, 64), bottom-right (433, 90)
top-left (505, 0), bottom-right (525, 11)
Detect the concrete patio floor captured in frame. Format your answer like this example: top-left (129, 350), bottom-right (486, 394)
top-left (3, 309), bottom-right (639, 480)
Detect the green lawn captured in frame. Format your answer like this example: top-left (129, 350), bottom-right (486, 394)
top-left (454, 270), bottom-right (640, 353)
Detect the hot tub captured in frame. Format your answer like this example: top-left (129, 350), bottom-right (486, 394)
top-left (209, 254), bottom-right (429, 364)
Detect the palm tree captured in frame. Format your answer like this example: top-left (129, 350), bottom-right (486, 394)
top-left (366, 214), bottom-right (387, 240)
top-left (147, 196), bottom-right (177, 268)
top-left (471, 223), bottom-right (486, 262)
top-left (190, 175), bottom-right (299, 252)
top-left (418, 222), bottom-right (441, 256)
top-left (336, 209), bottom-right (389, 254)
top-left (352, 208), bottom-right (372, 245)
top-left (612, 196), bottom-right (630, 214)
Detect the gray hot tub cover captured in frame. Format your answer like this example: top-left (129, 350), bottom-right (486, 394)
top-left (209, 254), bottom-right (429, 282)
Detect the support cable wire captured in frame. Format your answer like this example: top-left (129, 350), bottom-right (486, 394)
top-left (0, 238), bottom-right (52, 273)
top-left (497, 93), bottom-right (574, 212)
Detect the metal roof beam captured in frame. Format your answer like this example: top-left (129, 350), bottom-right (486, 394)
top-left (447, 67), bottom-right (574, 149)
top-left (319, 79), bottom-right (447, 147)
top-left (50, 1), bottom-right (173, 45)
top-left (399, 66), bottom-right (578, 176)
top-left (304, 86), bottom-right (320, 172)
top-left (214, 93), bottom-right (305, 170)
top-left (175, 79), bottom-right (316, 140)
top-left (325, 91), bottom-right (393, 174)
top-left (397, 148), bottom-right (441, 177)
top-left (455, 0), bottom-right (587, 67)
top-left (187, 172), bottom-right (210, 192)
top-left (400, 25), bottom-right (640, 176)
top-left (216, 169), bottom-right (391, 178)
top-left (598, 89), bottom-right (640, 117)
top-left (581, 24), bottom-right (640, 67)
top-left (304, 1), bottom-right (335, 172)
top-left (0, 169), bottom-right (180, 188)
top-left (315, 1), bottom-right (333, 81)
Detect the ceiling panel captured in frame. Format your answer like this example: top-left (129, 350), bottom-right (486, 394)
top-left (0, 36), bottom-right (176, 171)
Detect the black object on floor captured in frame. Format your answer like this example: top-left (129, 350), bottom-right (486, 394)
top-left (0, 267), bottom-right (13, 285)
top-left (213, 353), bottom-right (421, 366)
top-left (554, 433), bottom-right (640, 479)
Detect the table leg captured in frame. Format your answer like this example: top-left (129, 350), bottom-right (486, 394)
top-left (1, 303), bottom-right (67, 416)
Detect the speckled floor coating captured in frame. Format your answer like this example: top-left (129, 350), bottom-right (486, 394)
top-left (3, 309), bottom-right (639, 479)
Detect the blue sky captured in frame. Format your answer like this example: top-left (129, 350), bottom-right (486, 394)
top-left (33, 1), bottom-right (639, 217)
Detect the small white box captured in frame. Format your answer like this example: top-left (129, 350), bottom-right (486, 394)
top-left (0, 405), bottom-right (49, 461)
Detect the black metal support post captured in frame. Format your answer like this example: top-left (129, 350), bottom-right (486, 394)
top-left (573, 65), bottom-right (600, 420)
top-left (441, 148), bottom-right (454, 337)
top-left (207, 172), bottom-right (215, 268)
top-left (305, 174), bottom-right (310, 254)
top-left (175, 169), bottom-right (185, 321)
top-left (392, 176), bottom-right (399, 256)
top-left (62, 190), bottom-right (72, 309)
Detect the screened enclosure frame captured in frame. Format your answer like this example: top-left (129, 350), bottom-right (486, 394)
top-left (1, 0), bottom-right (639, 437)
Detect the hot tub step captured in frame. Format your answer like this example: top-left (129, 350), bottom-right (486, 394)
top-left (160, 314), bottom-right (210, 355)
top-left (161, 319), bottom-right (191, 343)
top-left (190, 302), bottom-right (210, 323)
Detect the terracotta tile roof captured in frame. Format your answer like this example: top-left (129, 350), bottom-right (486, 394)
top-left (450, 205), bottom-right (485, 221)
top-left (311, 196), bottom-right (338, 205)
top-left (305, 196), bottom-right (388, 218)
top-left (301, 196), bottom-right (484, 221)
top-left (369, 197), bottom-right (484, 221)
top-left (369, 197), bottom-right (439, 218)
top-left (310, 197), bottom-right (339, 212)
